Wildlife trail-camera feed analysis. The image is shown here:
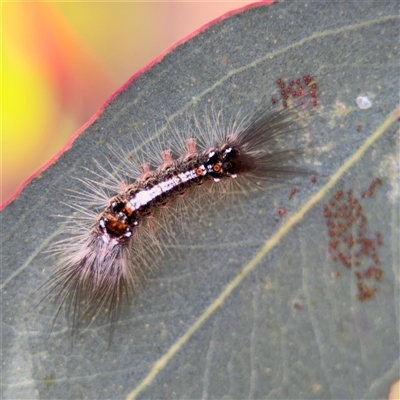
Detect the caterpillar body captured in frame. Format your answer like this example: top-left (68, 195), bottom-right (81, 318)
top-left (42, 96), bottom-right (313, 339)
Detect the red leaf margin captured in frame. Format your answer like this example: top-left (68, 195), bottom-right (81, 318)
top-left (1, 0), bottom-right (275, 211)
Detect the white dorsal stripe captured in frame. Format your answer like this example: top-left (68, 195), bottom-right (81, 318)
top-left (129, 167), bottom-right (205, 210)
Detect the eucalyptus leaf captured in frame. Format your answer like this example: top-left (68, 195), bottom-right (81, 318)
top-left (1, 2), bottom-right (399, 399)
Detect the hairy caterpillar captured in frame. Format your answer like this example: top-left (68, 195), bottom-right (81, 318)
top-left (40, 93), bottom-right (315, 340)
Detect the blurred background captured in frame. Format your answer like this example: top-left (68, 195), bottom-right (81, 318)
top-left (3, 2), bottom-right (269, 205)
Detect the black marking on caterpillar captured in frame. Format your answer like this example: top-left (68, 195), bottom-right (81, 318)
top-left (38, 95), bottom-right (315, 343)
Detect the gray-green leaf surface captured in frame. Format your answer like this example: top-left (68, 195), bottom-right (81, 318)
top-left (1, 2), bottom-right (399, 399)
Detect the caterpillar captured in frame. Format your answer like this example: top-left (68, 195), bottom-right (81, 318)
top-left (40, 89), bottom-right (315, 340)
